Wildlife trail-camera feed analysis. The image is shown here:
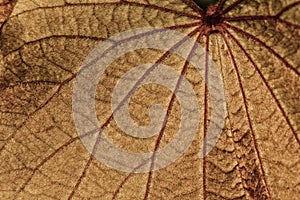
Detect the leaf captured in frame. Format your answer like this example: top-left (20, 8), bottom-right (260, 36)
top-left (0, 0), bottom-right (299, 199)
top-left (0, 0), bottom-right (17, 26)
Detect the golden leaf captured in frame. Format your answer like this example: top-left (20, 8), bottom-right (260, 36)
top-left (0, 0), bottom-right (299, 199)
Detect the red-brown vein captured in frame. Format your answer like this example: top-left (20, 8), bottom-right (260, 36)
top-left (221, 0), bottom-right (246, 15)
top-left (224, 15), bottom-right (300, 29)
top-left (11, 24), bottom-right (196, 196)
top-left (112, 27), bottom-right (202, 200)
top-left (223, 1), bottom-right (300, 29)
top-left (67, 131), bottom-right (103, 199)
top-left (143, 27), bottom-right (205, 200)
top-left (68, 27), bottom-right (201, 199)
top-left (224, 22), bottom-right (300, 77)
top-left (8, 1), bottom-right (201, 20)
top-left (214, 32), bottom-right (248, 198)
top-left (215, 0), bottom-right (227, 14)
top-left (1, 21), bottom-right (199, 158)
top-left (4, 22), bottom-right (200, 55)
top-left (224, 29), bottom-right (300, 144)
top-left (221, 31), bottom-right (272, 199)
top-left (275, 1), bottom-right (300, 17)
top-left (202, 31), bottom-right (211, 200)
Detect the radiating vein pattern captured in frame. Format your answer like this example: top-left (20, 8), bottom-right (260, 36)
top-left (0, 0), bottom-right (299, 199)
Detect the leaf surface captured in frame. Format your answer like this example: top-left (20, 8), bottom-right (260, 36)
top-left (0, 0), bottom-right (299, 199)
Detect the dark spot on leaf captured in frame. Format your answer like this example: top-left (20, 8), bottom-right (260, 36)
top-left (193, 0), bottom-right (219, 11)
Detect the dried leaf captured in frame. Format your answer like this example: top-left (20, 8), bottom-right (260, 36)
top-left (0, 0), bottom-right (299, 199)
